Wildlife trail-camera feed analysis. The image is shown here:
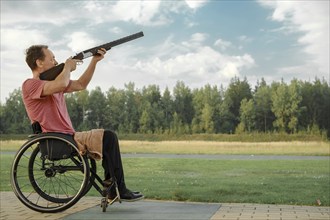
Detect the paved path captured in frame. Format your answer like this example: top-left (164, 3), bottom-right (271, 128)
top-left (1, 192), bottom-right (329, 220)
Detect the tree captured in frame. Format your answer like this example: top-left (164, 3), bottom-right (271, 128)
top-left (140, 85), bottom-right (164, 133)
top-left (173, 81), bottom-right (194, 131)
top-left (271, 80), bottom-right (302, 133)
top-left (0, 103), bottom-right (5, 133)
top-left (192, 84), bottom-right (221, 133)
top-left (237, 98), bottom-right (255, 133)
top-left (204, 84), bottom-right (222, 133)
top-left (86, 87), bottom-right (108, 129)
top-left (1, 88), bottom-right (30, 133)
top-left (221, 77), bottom-right (252, 133)
top-left (254, 80), bottom-right (274, 132)
top-left (160, 87), bottom-right (174, 132)
top-left (219, 100), bottom-right (236, 133)
top-left (76, 90), bottom-right (89, 129)
top-left (65, 90), bottom-right (89, 130)
top-left (304, 78), bottom-right (330, 136)
top-left (318, 79), bottom-right (330, 136)
top-left (139, 103), bottom-right (152, 133)
top-left (170, 112), bottom-right (185, 134)
top-left (106, 87), bottom-right (126, 131)
top-left (201, 103), bottom-right (215, 133)
top-left (123, 82), bottom-right (141, 133)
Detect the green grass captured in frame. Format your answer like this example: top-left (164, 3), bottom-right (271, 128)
top-left (123, 158), bottom-right (329, 206)
top-left (2, 153), bottom-right (329, 206)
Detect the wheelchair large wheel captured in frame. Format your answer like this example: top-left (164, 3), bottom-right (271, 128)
top-left (11, 135), bottom-right (90, 213)
top-left (82, 157), bottom-right (97, 196)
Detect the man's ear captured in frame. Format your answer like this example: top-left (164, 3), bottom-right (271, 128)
top-left (36, 59), bottom-right (43, 68)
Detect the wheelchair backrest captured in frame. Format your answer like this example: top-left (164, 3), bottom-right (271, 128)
top-left (30, 122), bottom-right (77, 161)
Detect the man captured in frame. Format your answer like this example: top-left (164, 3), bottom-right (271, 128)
top-left (22, 45), bottom-right (143, 202)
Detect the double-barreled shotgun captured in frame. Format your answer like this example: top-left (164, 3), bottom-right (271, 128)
top-left (40, 31), bottom-right (144, 81)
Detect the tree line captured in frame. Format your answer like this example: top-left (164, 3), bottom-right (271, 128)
top-left (1, 77), bottom-right (329, 137)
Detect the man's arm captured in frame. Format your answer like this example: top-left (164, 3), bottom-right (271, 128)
top-left (41, 58), bottom-right (77, 96)
top-left (66, 48), bottom-right (106, 93)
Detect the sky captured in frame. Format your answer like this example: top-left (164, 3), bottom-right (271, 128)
top-left (1, 0), bottom-right (329, 103)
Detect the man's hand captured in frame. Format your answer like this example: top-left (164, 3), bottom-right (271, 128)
top-left (64, 58), bottom-right (78, 72)
top-left (92, 48), bottom-right (107, 63)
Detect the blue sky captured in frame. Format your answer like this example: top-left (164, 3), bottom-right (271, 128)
top-left (1, 0), bottom-right (329, 103)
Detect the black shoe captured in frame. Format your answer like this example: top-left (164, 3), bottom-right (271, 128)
top-left (120, 189), bottom-right (144, 202)
top-left (108, 188), bottom-right (143, 202)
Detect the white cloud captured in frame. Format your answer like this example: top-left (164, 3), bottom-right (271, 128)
top-left (221, 63), bottom-right (239, 78)
top-left (258, 0), bottom-right (329, 74)
top-left (67, 32), bottom-right (98, 52)
top-left (111, 1), bottom-right (162, 25)
top-left (214, 38), bottom-right (232, 51)
top-left (1, 1), bottom-right (78, 26)
top-left (185, 0), bottom-right (208, 10)
top-left (184, 19), bottom-right (199, 28)
top-left (1, 1), bottom-right (168, 28)
top-left (238, 35), bottom-right (253, 43)
top-left (110, 27), bottom-right (123, 35)
top-left (191, 33), bottom-right (207, 43)
top-left (83, 1), bottom-right (103, 12)
top-left (134, 33), bottom-right (255, 84)
top-left (182, 33), bottom-right (208, 48)
top-left (80, 0), bottom-right (168, 26)
top-left (1, 28), bottom-right (50, 51)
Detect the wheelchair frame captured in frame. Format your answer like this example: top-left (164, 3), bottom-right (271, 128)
top-left (10, 133), bottom-right (121, 213)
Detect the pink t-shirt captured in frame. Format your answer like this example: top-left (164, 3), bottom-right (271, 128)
top-left (22, 79), bottom-right (75, 135)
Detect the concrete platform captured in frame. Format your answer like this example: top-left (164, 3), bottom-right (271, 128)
top-left (64, 200), bottom-right (220, 220)
top-left (1, 192), bottom-right (329, 220)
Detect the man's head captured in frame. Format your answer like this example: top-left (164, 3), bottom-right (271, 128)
top-left (25, 45), bottom-right (58, 73)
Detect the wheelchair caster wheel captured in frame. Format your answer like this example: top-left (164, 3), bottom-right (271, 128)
top-left (101, 198), bottom-right (108, 212)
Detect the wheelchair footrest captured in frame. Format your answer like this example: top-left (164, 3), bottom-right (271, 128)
top-left (100, 181), bottom-right (121, 212)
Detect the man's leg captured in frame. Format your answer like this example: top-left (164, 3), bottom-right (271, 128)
top-left (101, 130), bottom-right (143, 201)
top-left (102, 130), bottom-right (126, 191)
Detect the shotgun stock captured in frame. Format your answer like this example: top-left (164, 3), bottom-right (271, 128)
top-left (39, 31), bottom-right (144, 81)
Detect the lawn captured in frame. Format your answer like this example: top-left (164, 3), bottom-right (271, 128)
top-left (1, 152), bottom-right (329, 206)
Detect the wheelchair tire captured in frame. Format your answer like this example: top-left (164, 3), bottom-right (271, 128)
top-left (82, 157), bottom-right (97, 196)
top-left (11, 134), bottom-right (90, 213)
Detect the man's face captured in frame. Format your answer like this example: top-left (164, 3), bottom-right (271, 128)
top-left (38, 48), bottom-right (58, 72)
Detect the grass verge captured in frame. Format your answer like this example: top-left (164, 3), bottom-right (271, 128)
top-left (1, 140), bottom-right (329, 156)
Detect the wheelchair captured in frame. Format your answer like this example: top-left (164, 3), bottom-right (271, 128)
top-left (10, 127), bottom-right (121, 213)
